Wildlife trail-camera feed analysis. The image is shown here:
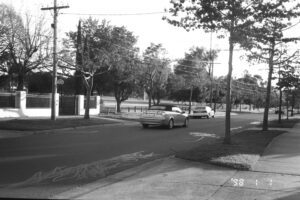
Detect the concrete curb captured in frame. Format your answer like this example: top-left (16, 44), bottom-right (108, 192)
top-left (0, 117), bottom-right (139, 138)
top-left (30, 120), bottom-right (139, 135)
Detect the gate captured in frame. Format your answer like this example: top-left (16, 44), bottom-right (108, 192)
top-left (59, 95), bottom-right (76, 115)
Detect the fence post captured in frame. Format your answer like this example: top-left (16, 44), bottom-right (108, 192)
top-left (96, 96), bottom-right (100, 115)
top-left (76, 95), bottom-right (84, 115)
top-left (15, 91), bottom-right (26, 111)
top-left (55, 93), bottom-right (59, 116)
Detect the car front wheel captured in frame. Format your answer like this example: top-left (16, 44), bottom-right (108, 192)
top-left (142, 124), bottom-right (149, 128)
top-left (183, 118), bottom-right (188, 127)
top-left (168, 119), bottom-right (174, 129)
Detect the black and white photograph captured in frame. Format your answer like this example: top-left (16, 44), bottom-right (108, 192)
top-left (0, 0), bottom-right (300, 199)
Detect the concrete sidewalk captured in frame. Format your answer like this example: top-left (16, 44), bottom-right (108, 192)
top-left (54, 119), bottom-right (300, 200)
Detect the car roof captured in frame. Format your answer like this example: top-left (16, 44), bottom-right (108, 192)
top-left (152, 103), bottom-right (176, 107)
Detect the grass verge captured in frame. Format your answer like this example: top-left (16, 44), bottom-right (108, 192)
top-left (261, 118), bottom-right (300, 128)
top-left (100, 113), bottom-right (141, 122)
top-left (176, 129), bottom-right (285, 170)
top-left (0, 117), bottom-right (118, 131)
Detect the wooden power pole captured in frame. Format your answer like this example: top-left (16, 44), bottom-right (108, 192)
top-left (41, 0), bottom-right (69, 120)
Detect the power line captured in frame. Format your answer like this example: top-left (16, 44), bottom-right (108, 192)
top-left (61, 11), bottom-right (165, 16)
top-left (282, 20), bottom-right (300, 31)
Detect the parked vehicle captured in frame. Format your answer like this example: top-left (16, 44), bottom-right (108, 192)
top-left (275, 110), bottom-right (284, 114)
top-left (140, 104), bottom-right (189, 129)
top-left (189, 106), bottom-right (215, 119)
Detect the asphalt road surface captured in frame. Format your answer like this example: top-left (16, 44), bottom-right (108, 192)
top-left (0, 113), bottom-right (276, 187)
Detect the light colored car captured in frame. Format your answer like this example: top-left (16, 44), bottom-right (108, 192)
top-left (140, 104), bottom-right (189, 129)
top-left (189, 106), bottom-right (215, 119)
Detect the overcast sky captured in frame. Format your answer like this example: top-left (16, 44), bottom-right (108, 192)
top-left (3, 0), bottom-right (300, 80)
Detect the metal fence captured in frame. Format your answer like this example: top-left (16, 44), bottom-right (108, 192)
top-left (26, 94), bottom-right (51, 108)
top-left (0, 93), bottom-right (15, 108)
top-left (84, 96), bottom-right (97, 109)
top-left (101, 105), bottom-right (148, 114)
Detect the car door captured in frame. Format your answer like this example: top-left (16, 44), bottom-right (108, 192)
top-left (172, 107), bottom-right (185, 125)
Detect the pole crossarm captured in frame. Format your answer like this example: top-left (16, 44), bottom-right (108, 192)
top-left (41, 6), bottom-right (69, 10)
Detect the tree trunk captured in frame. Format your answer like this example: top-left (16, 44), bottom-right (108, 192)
top-left (84, 86), bottom-right (91, 119)
top-left (278, 88), bottom-right (282, 123)
top-left (157, 96), bottom-right (161, 105)
top-left (224, 30), bottom-right (234, 144)
top-left (189, 86), bottom-right (193, 114)
top-left (286, 96), bottom-right (289, 120)
top-left (116, 99), bottom-right (121, 113)
top-left (262, 39), bottom-right (275, 131)
top-left (17, 73), bottom-right (24, 91)
top-left (148, 91), bottom-right (152, 108)
top-left (84, 76), bottom-right (93, 119)
top-left (291, 93), bottom-right (295, 117)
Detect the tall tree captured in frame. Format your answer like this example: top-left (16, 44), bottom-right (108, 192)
top-left (277, 64), bottom-right (300, 118)
top-left (61, 18), bottom-right (111, 119)
top-left (165, 1), bottom-right (254, 143)
top-left (62, 19), bottom-right (140, 114)
top-left (0, 4), bottom-right (51, 90)
top-left (174, 47), bottom-right (213, 113)
top-left (99, 26), bottom-right (140, 113)
top-left (243, 0), bottom-right (300, 130)
top-left (139, 43), bottom-right (170, 107)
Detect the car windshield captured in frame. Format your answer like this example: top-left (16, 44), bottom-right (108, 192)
top-left (149, 105), bottom-right (167, 111)
top-left (195, 107), bottom-right (206, 110)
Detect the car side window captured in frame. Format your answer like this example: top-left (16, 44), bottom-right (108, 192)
top-left (172, 107), bottom-right (182, 113)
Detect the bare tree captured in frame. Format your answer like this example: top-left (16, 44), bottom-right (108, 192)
top-left (0, 4), bottom-right (51, 90)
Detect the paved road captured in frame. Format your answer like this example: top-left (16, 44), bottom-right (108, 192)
top-left (0, 113), bottom-right (275, 187)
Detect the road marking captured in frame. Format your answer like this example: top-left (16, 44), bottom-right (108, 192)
top-left (9, 151), bottom-right (158, 187)
top-left (250, 121), bottom-right (261, 125)
top-left (187, 132), bottom-right (220, 142)
top-left (230, 126), bottom-right (242, 131)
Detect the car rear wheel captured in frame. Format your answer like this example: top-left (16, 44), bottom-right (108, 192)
top-left (168, 119), bottom-right (174, 129)
top-left (142, 124), bottom-right (149, 128)
top-left (183, 118), bottom-right (188, 127)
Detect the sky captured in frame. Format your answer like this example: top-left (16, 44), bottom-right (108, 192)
top-left (2, 0), bottom-right (300, 80)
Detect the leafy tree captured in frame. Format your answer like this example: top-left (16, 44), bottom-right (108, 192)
top-left (165, 0), bottom-right (257, 144)
top-left (0, 4), bottom-right (51, 91)
top-left (96, 26), bottom-right (140, 113)
top-left (139, 43), bottom-right (170, 107)
top-left (60, 19), bottom-right (111, 119)
top-left (174, 47), bottom-right (212, 113)
top-left (242, 0), bottom-right (300, 130)
top-left (62, 19), bottom-right (140, 114)
top-left (277, 64), bottom-right (300, 118)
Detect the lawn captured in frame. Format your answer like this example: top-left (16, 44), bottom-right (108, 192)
top-left (0, 117), bottom-right (118, 131)
top-left (263, 118), bottom-right (300, 128)
top-left (176, 117), bottom-right (299, 171)
top-left (176, 129), bottom-right (286, 170)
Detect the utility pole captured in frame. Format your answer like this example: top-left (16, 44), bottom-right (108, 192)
top-left (41, 1), bottom-right (69, 120)
top-left (209, 31), bottom-right (214, 108)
